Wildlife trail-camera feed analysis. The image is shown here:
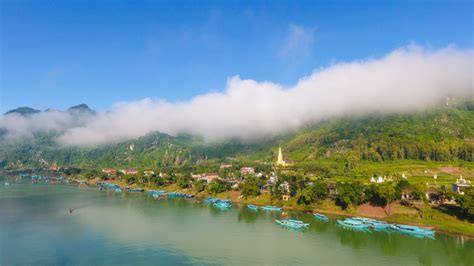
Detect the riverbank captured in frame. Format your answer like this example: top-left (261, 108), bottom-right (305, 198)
top-left (76, 177), bottom-right (474, 238)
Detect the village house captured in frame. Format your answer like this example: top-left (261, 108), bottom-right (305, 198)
top-left (452, 177), bottom-right (471, 195)
top-left (143, 170), bottom-right (155, 176)
top-left (240, 167), bottom-right (255, 175)
top-left (370, 176), bottom-right (385, 183)
top-left (119, 168), bottom-right (138, 175)
top-left (200, 173), bottom-right (220, 184)
top-left (191, 173), bottom-right (202, 179)
top-left (268, 173), bottom-right (278, 184)
top-left (279, 181), bottom-right (290, 193)
top-left (102, 168), bottom-right (117, 175)
top-left (49, 165), bottom-right (60, 171)
top-left (327, 183), bottom-right (338, 196)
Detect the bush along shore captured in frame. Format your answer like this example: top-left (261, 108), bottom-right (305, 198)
top-left (5, 168), bottom-right (473, 238)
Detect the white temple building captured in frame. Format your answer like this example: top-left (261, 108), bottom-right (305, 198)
top-left (276, 146), bottom-right (289, 166)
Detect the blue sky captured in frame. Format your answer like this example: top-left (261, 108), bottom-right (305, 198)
top-left (1, 0), bottom-right (472, 113)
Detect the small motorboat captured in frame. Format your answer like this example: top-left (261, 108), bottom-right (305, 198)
top-left (389, 224), bottom-right (435, 237)
top-left (115, 188), bottom-right (122, 192)
top-left (313, 213), bottom-right (329, 222)
top-left (337, 219), bottom-right (370, 231)
top-left (203, 197), bottom-right (220, 204)
top-left (247, 204), bottom-right (259, 211)
top-left (127, 188), bottom-right (144, 193)
top-left (213, 202), bottom-right (232, 210)
top-left (261, 206), bottom-right (283, 212)
top-left (275, 219), bottom-right (309, 230)
top-left (350, 217), bottom-right (390, 230)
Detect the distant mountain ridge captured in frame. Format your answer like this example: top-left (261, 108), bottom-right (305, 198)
top-left (4, 104), bottom-right (95, 116)
top-left (4, 107), bottom-right (41, 116)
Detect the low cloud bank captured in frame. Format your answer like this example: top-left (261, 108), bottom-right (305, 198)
top-left (1, 45), bottom-right (473, 147)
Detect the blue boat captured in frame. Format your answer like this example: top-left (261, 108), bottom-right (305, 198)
top-left (31, 175), bottom-right (50, 181)
top-left (213, 202), bottom-right (232, 210)
top-left (350, 217), bottom-right (390, 230)
top-left (261, 206), bottom-right (283, 212)
top-left (147, 190), bottom-right (167, 198)
top-left (337, 219), bottom-right (370, 231)
top-left (389, 224), bottom-right (435, 237)
top-left (313, 213), bottom-right (329, 222)
top-left (98, 182), bottom-right (122, 191)
top-left (127, 188), bottom-right (144, 193)
top-left (275, 219), bottom-right (309, 230)
top-left (203, 197), bottom-right (220, 204)
top-left (247, 204), bottom-right (259, 211)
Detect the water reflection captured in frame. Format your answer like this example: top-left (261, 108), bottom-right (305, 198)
top-left (237, 207), bottom-right (259, 224)
top-left (1, 182), bottom-right (473, 265)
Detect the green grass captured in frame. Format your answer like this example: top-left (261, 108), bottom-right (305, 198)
top-left (386, 207), bottom-right (474, 237)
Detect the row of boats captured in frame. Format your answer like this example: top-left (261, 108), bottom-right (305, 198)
top-left (313, 213), bottom-right (436, 238)
top-left (277, 214), bottom-right (435, 238)
top-left (96, 183), bottom-right (436, 238)
top-left (247, 204), bottom-right (283, 212)
top-left (336, 217), bottom-right (435, 238)
top-left (98, 184), bottom-right (195, 199)
top-left (204, 197), bottom-right (233, 210)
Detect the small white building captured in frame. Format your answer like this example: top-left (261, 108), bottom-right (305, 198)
top-left (370, 176), bottom-right (385, 183)
top-left (452, 177), bottom-right (471, 195)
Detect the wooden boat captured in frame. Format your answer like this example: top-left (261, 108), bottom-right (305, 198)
top-left (213, 202), bottom-right (232, 210)
top-left (203, 197), bottom-right (220, 204)
top-left (350, 217), bottom-right (390, 230)
top-left (261, 206), bottom-right (283, 212)
top-left (337, 219), bottom-right (370, 231)
top-left (275, 219), bottom-right (309, 229)
top-left (313, 213), bottom-right (329, 222)
top-left (389, 224), bottom-right (435, 237)
top-left (247, 204), bottom-right (259, 211)
top-left (126, 188), bottom-right (144, 193)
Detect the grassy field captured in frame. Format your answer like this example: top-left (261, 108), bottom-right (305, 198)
top-left (324, 160), bottom-right (473, 186)
top-left (386, 207), bottom-right (474, 237)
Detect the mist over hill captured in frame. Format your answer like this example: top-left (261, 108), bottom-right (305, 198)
top-left (0, 99), bottom-right (472, 170)
top-left (1, 46), bottom-right (472, 147)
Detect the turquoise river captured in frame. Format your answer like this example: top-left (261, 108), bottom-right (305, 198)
top-left (0, 180), bottom-right (472, 265)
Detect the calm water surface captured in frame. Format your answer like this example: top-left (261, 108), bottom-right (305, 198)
top-left (0, 180), bottom-right (472, 265)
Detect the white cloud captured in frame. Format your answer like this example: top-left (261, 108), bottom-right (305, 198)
top-left (1, 45), bottom-right (472, 147)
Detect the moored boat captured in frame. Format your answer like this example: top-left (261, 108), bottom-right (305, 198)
top-left (275, 219), bottom-right (309, 229)
top-left (126, 188), bottom-right (145, 193)
top-left (350, 217), bottom-right (390, 230)
top-left (313, 213), bottom-right (329, 222)
top-left (337, 219), bottom-right (370, 231)
top-left (247, 204), bottom-right (259, 211)
top-left (261, 205), bottom-right (283, 212)
top-left (213, 201), bottom-right (232, 210)
top-left (389, 224), bottom-right (435, 237)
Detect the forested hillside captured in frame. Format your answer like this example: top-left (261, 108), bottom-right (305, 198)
top-left (279, 101), bottom-right (474, 163)
top-left (0, 100), bottom-right (472, 170)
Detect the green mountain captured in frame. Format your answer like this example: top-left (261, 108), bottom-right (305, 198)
top-left (0, 100), bottom-right (473, 171)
